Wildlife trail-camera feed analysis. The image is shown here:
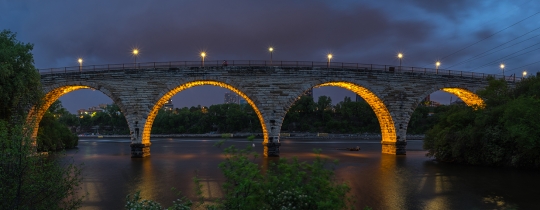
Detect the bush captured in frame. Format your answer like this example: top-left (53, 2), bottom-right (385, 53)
top-left (0, 121), bottom-right (83, 209)
top-left (424, 77), bottom-right (540, 168)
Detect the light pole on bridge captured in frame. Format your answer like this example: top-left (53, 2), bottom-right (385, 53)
top-left (78, 58), bottom-right (83, 72)
top-left (397, 53), bottom-right (403, 70)
top-left (132, 49), bottom-right (139, 69)
top-left (500, 63), bottom-right (505, 79)
top-left (523, 71), bottom-right (527, 80)
top-left (269, 47), bottom-right (273, 65)
top-left (435, 61), bottom-right (440, 74)
top-left (327, 54), bottom-right (332, 68)
top-left (200, 52), bottom-right (206, 67)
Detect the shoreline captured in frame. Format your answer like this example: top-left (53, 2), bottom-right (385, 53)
top-left (78, 133), bottom-right (425, 140)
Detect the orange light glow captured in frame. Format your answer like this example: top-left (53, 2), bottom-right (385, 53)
top-left (143, 81), bottom-right (267, 145)
top-left (316, 82), bottom-right (396, 142)
top-left (27, 85), bottom-right (90, 140)
top-left (441, 87), bottom-right (485, 109)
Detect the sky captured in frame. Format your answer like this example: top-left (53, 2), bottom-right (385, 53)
top-left (2, 0), bottom-right (540, 113)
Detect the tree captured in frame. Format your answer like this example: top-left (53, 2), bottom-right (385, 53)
top-left (424, 77), bottom-right (540, 168)
top-left (37, 100), bottom-right (79, 151)
top-left (0, 29), bottom-right (84, 209)
top-left (0, 121), bottom-right (83, 209)
top-left (0, 30), bottom-right (42, 123)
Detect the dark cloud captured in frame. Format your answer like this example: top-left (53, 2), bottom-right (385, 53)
top-left (2, 0), bottom-right (540, 112)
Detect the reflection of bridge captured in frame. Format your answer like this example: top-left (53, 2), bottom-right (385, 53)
top-left (32, 60), bottom-right (495, 158)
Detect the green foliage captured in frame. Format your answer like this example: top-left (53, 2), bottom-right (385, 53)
top-left (125, 191), bottom-right (192, 210)
top-left (424, 77), bottom-right (540, 168)
top-left (87, 95), bottom-right (444, 135)
top-left (77, 104), bottom-right (129, 135)
top-left (151, 103), bottom-right (259, 134)
top-left (37, 100), bottom-right (78, 151)
top-left (0, 30), bottom-right (43, 123)
top-left (0, 120), bottom-right (84, 209)
top-left (283, 96), bottom-right (380, 133)
top-left (0, 30), bottom-right (83, 209)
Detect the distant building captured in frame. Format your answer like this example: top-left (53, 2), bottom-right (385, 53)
top-left (163, 99), bottom-right (174, 111)
top-left (224, 92), bottom-right (239, 104)
top-left (78, 105), bottom-right (104, 116)
top-left (429, 101), bottom-right (441, 107)
top-left (421, 95), bottom-right (431, 106)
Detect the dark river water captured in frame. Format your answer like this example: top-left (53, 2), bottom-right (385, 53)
top-left (67, 138), bottom-right (540, 210)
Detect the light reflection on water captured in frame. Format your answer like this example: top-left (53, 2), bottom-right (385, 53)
top-left (68, 138), bottom-right (539, 210)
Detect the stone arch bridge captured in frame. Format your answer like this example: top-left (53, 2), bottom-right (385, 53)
top-left (32, 60), bottom-right (499, 158)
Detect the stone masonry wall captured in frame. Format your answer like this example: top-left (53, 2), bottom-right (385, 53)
top-left (38, 66), bottom-right (491, 157)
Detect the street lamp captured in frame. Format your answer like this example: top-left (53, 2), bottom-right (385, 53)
top-left (200, 52), bottom-right (206, 67)
top-left (327, 54), bottom-right (333, 68)
top-left (435, 61), bottom-right (440, 74)
top-left (523, 71), bottom-right (527, 80)
top-left (78, 58), bottom-right (83, 72)
top-left (500, 63), bottom-right (505, 78)
top-left (397, 53), bottom-right (403, 70)
top-left (132, 49), bottom-right (139, 68)
top-left (269, 47), bottom-right (273, 65)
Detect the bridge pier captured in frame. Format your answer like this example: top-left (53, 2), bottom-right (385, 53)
top-left (381, 141), bottom-right (407, 155)
top-left (264, 136), bottom-right (281, 157)
top-left (131, 143), bottom-right (151, 158)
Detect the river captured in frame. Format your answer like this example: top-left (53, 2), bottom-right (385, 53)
top-left (67, 137), bottom-right (540, 209)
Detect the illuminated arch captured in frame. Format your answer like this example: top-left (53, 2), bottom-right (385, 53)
top-left (441, 87), bottom-right (485, 108)
top-left (312, 81), bottom-right (396, 142)
top-left (143, 80), bottom-right (267, 144)
top-left (27, 85), bottom-right (90, 139)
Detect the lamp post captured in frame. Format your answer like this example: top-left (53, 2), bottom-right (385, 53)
top-left (269, 47), bottom-right (273, 65)
top-left (201, 52), bottom-right (206, 67)
top-left (327, 54), bottom-right (332, 68)
top-left (132, 49), bottom-right (139, 68)
top-left (500, 63), bottom-right (505, 79)
top-left (523, 71), bottom-right (527, 80)
top-left (78, 58), bottom-right (83, 72)
top-left (397, 53), bottom-right (403, 70)
top-left (436, 61), bottom-right (440, 74)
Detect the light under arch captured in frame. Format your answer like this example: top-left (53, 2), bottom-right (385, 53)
top-left (315, 81), bottom-right (397, 142)
top-left (143, 80), bottom-right (268, 144)
top-left (27, 85), bottom-right (90, 140)
top-left (441, 87), bottom-right (485, 108)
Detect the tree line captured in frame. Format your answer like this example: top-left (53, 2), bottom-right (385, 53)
top-left (52, 95), bottom-right (448, 136)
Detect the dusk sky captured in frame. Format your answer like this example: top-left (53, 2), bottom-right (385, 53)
top-left (2, 1), bottom-right (540, 113)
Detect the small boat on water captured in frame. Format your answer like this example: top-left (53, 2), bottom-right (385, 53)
top-left (337, 146), bottom-right (360, 151)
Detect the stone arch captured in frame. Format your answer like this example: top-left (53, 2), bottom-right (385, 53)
top-left (142, 80), bottom-right (267, 145)
top-left (283, 81), bottom-right (397, 143)
top-left (27, 82), bottom-right (124, 140)
top-left (416, 86), bottom-right (485, 109)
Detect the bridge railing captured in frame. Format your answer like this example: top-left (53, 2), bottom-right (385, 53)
top-left (37, 60), bottom-right (518, 82)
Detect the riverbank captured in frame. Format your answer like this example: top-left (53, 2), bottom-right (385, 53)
top-left (78, 133), bottom-right (425, 140)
